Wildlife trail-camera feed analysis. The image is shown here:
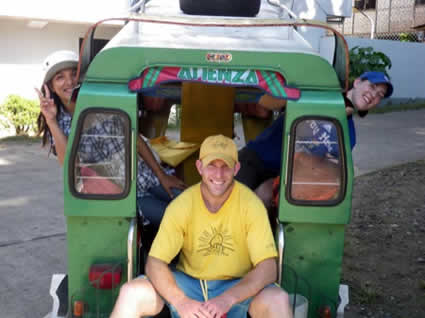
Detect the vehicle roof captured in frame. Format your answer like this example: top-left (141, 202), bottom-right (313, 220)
top-left (83, 0), bottom-right (345, 91)
top-left (106, 0), bottom-right (318, 54)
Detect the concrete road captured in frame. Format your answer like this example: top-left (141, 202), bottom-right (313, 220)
top-left (0, 143), bottom-right (66, 318)
top-left (0, 109), bottom-right (424, 318)
top-left (353, 109), bottom-right (425, 175)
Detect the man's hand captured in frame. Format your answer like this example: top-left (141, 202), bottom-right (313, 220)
top-left (174, 297), bottom-right (212, 318)
top-left (158, 173), bottom-right (187, 198)
top-left (201, 294), bottom-right (235, 318)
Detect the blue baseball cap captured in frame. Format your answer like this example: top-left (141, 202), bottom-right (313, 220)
top-left (359, 71), bottom-right (393, 98)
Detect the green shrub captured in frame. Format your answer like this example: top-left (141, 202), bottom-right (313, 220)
top-left (399, 32), bottom-right (416, 42)
top-left (349, 46), bottom-right (392, 85)
top-left (0, 94), bottom-right (39, 136)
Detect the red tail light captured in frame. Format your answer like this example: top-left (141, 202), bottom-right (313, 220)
top-left (89, 264), bottom-right (122, 289)
top-left (318, 305), bottom-right (332, 318)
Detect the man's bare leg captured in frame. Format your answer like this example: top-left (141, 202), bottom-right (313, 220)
top-left (110, 277), bottom-right (164, 318)
top-left (248, 285), bottom-right (293, 318)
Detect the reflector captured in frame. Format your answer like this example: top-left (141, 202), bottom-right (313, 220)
top-left (73, 300), bottom-right (85, 317)
top-left (89, 264), bottom-right (122, 289)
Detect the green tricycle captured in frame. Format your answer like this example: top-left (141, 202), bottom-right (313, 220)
top-left (47, 0), bottom-right (354, 317)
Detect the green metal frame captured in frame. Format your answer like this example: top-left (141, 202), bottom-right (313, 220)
top-left (280, 91), bottom-right (354, 224)
top-left (278, 90), bottom-right (354, 317)
top-left (66, 216), bottom-right (136, 316)
top-left (85, 47), bottom-right (342, 92)
top-left (63, 82), bottom-right (139, 315)
top-left (62, 35), bottom-right (353, 316)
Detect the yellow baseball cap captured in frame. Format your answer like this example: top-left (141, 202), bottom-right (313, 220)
top-left (199, 135), bottom-right (238, 168)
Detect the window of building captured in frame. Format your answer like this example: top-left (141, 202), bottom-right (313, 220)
top-left (354, 0), bottom-right (376, 10)
top-left (416, 0), bottom-right (425, 5)
top-left (365, 0), bottom-right (376, 9)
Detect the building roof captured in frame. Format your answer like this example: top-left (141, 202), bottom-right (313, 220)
top-left (412, 23), bottom-right (425, 31)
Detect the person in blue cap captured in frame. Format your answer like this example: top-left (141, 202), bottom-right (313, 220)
top-left (235, 71), bottom-right (394, 199)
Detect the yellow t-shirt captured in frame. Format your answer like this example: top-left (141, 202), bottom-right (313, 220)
top-left (149, 181), bottom-right (277, 280)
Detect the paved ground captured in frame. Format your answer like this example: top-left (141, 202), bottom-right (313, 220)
top-left (352, 110), bottom-right (425, 176)
top-left (0, 143), bottom-right (66, 318)
top-left (0, 109), bottom-right (424, 318)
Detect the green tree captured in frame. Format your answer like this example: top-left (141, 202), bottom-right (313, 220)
top-left (0, 94), bottom-right (39, 136)
top-left (349, 46), bottom-right (392, 85)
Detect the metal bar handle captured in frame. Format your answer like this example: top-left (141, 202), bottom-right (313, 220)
top-left (128, 0), bottom-right (148, 14)
top-left (127, 218), bottom-right (136, 282)
top-left (131, 129), bottom-right (135, 181)
top-left (277, 222), bottom-right (285, 285)
top-left (267, 0), bottom-right (298, 19)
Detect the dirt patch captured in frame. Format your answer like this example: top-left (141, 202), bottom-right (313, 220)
top-left (342, 160), bottom-right (425, 318)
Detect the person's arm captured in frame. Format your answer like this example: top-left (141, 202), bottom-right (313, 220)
top-left (258, 94), bottom-right (287, 111)
top-left (136, 136), bottom-right (186, 197)
top-left (201, 258), bottom-right (277, 317)
top-left (35, 85), bottom-right (68, 165)
top-left (146, 256), bottom-right (212, 318)
top-left (46, 120), bottom-right (68, 165)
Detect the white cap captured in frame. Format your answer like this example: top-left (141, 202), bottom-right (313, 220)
top-left (42, 50), bottom-right (79, 85)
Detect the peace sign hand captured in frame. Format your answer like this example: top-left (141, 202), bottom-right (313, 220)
top-left (35, 84), bottom-right (57, 123)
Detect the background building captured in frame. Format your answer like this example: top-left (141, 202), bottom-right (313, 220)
top-left (0, 0), bottom-right (424, 104)
top-left (0, 0), bottom-right (128, 102)
top-left (333, 0), bottom-right (425, 41)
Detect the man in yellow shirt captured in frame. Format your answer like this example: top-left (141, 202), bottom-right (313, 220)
top-left (111, 135), bottom-right (293, 318)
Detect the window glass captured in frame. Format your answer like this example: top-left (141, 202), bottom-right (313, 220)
top-left (290, 119), bottom-right (343, 202)
top-left (354, 0), bottom-right (376, 10)
top-left (73, 112), bottom-right (129, 196)
top-left (365, 0), bottom-right (376, 10)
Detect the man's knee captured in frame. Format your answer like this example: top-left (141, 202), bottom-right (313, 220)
top-left (249, 286), bottom-right (292, 318)
top-left (257, 286), bottom-right (290, 308)
top-left (117, 278), bottom-right (164, 313)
